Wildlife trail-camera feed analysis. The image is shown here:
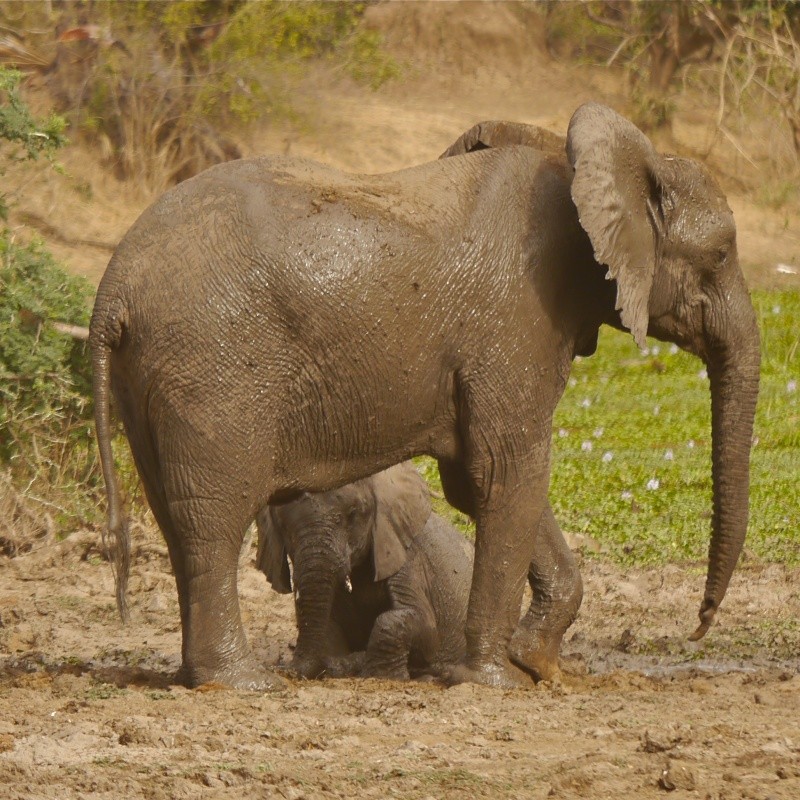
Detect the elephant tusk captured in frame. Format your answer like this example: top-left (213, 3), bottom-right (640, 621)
top-left (345, 576), bottom-right (352, 593)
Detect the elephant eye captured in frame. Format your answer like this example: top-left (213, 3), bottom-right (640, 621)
top-left (347, 503), bottom-right (366, 523)
top-left (347, 499), bottom-right (370, 522)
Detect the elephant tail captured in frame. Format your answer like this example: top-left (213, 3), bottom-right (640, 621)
top-left (89, 291), bottom-right (130, 623)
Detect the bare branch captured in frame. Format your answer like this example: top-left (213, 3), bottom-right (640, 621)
top-left (49, 321), bottom-right (89, 341)
top-left (585, 7), bottom-right (629, 33)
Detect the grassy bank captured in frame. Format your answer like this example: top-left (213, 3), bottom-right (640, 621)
top-left (549, 289), bottom-right (798, 567)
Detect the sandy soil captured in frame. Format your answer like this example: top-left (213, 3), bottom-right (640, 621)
top-left (2, 4), bottom-right (799, 798)
top-left (1, 526), bottom-right (798, 800)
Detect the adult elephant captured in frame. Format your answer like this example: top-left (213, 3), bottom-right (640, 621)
top-left (91, 102), bottom-right (760, 690)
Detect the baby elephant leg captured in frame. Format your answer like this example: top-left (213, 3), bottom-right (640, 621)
top-left (364, 601), bottom-right (438, 681)
top-left (323, 651), bottom-right (367, 678)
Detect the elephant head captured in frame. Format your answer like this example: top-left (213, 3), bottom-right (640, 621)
top-left (256, 461), bottom-right (432, 675)
top-left (443, 105), bottom-right (760, 641)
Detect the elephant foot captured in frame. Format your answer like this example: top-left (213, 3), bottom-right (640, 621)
top-left (508, 627), bottom-right (562, 683)
top-left (444, 657), bottom-right (535, 689)
top-left (364, 664), bottom-right (411, 682)
top-left (177, 657), bottom-right (286, 692)
top-left (324, 652), bottom-right (368, 679)
top-left (280, 652), bottom-right (327, 680)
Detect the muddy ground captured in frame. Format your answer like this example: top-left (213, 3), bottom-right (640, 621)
top-left (1, 524), bottom-right (798, 800)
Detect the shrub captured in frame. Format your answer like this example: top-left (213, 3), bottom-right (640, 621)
top-left (51, 1), bottom-right (397, 191)
top-left (0, 230), bottom-right (98, 526)
top-left (0, 67), bottom-right (66, 218)
top-left (0, 65), bottom-right (136, 543)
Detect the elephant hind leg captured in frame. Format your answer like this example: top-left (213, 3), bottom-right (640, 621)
top-left (162, 477), bottom-right (284, 691)
top-left (509, 501), bottom-right (583, 682)
top-left (124, 415), bottom-right (283, 690)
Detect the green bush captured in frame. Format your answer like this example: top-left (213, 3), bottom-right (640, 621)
top-left (0, 67), bottom-right (66, 219)
top-left (0, 65), bottom-right (139, 537)
top-left (0, 232), bottom-right (98, 524)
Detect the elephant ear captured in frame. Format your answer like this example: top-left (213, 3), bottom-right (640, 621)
top-left (370, 462), bottom-right (432, 582)
top-left (255, 507), bottom-right (292, 594)
top-left (439, 120), bottom-right (564, 159)
top-left (567, 102), bottom-right (668, 350)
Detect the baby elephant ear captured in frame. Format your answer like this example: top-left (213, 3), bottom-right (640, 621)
top-left (439, 120), bottom-right (564, 159)
top-left (255, 507), bottom-right (292, 594)
top-left (567, 103), bottom-right (666, 350)
top-left (371, 462), bottom-right (432, 582)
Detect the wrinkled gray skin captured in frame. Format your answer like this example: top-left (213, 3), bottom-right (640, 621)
top-left (256, 462), bottom-right (472, 681)
top-left (91, 103), bottom-right (759, 690)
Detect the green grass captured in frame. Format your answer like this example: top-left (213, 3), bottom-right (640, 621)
top-left (551, 289), bottom-right (798, 566)
top-left (420, 290), bottom-right (799, 568)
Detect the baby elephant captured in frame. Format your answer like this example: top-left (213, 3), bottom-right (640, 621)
top-left (256, 462), bottom-right (473, 681)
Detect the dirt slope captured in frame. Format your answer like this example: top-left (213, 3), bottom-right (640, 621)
top-left (8, 2), bottom-right (799, 288)
top-left (2, 4), bottom-right (799, 799)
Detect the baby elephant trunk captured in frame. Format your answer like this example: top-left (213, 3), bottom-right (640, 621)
top-left (290, 528), bottom-right (350, 677)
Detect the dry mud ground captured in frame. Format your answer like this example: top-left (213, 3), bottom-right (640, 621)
top-left (1, 527), bottom-right (798, 800)
top-left (3, 4), bottom-right (800, 799)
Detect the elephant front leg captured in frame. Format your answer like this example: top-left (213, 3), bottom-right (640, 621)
top-left (444, 372), bottom-right (557, 688)
top-left (449, 513), bottom-right (536, 687)
top-left (363, 605), bottom-right (435, 680)
top-left (509, 501), bottom-right (583, 682)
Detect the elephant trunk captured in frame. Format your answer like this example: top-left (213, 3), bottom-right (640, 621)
top-left (691, 282), bottom-right (760, 640)
top-left (291, 529), bottom-right (348, 674)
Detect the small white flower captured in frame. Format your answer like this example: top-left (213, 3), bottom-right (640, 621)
top-left (581, 440), bottom-right (593, 452)
top-left (651, 345), bottom-right (661, 356)
top-left (653, 405), bottom-right (660, 416)
top-left (593, 427), bottom-right (604, 438)
top-left (752, 435), bottom-right (760, 446)
top-left (772, 305), bottom-right (781, 315)
top-left (698, 368), bottom-right (708, 380)
top-left (568, 377), bottom-right (578, 388)
top-left (558, 428), bottom-right (569, 438)
top-left (664, 449), bottom-right (674, 461)
top-left (602, 451), bottom-right (613, 463)
top-left (640, 348), bottom-right (649, 357)
top-left (581, 398), bottom-right (592, 408)
top-left (646, 478), bottom-right (660, 491)
top-left (788, 380), bottom-right (797, 393)
top-left (687, 440), bottom-right (695, 449)
top-left (621, 490), bottom-right (633, 501)
top-left (669, 343), bottom-right (679, 355)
